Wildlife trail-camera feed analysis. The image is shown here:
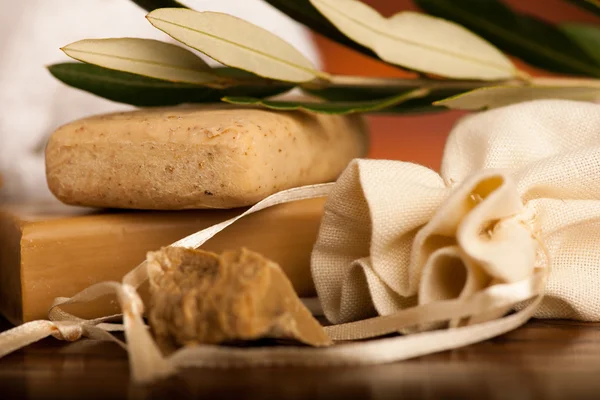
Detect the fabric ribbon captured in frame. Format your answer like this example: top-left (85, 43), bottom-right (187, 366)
top-left (0, 179), bottom-right (547, 382)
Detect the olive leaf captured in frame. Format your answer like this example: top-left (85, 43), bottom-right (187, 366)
top-left (146, 8), bottom-right (327, 83)
top-left (129, 0), bottom-right (187, 12)
top-left (435, 85), bottom-right (600, 110)
top-left (416, 0), bottom-right (600, 78)
top-left (263, 0), bottom-right (379, 60)
top-left (48, 63), bottom-right (292, 107)
top-left (563, 0), bottom-right (600, 17)
top-left (222, 88), bottom-right (429, 115)
top-left (561, 23), bottom-right (600, 65)
top-left (308, 0), bottom-right (517, 80)
top-left (61, 38), bottom-right (219, 85)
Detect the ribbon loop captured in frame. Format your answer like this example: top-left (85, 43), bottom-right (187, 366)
top-left (118, 283), bottom-right (145, 317)
top-left (50, 321), bottom-right (84, 342)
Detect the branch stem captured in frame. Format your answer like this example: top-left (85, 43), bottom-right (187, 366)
top-left (300, 74), bottom-right (600, 91)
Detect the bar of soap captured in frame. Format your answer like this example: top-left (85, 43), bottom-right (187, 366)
top-left (148, 247), bottom-right (332, 351)
top-left (0, 199), bottom-right (323, 324)
top-left (46, 106), bottom-right (367, 210)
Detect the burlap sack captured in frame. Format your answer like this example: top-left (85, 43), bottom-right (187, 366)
top-left (313, 99), bottom-right (600, 325)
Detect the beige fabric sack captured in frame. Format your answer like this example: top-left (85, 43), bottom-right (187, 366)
top-left (314, 99), bottom-right (600, 325)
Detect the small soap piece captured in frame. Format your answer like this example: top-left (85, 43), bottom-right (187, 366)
top-left (0, 199), bottom-right (323, 324)
top-left (147, 247), bottom-right (332, 351)
top-left (46, 106), bottom-right (367, 210)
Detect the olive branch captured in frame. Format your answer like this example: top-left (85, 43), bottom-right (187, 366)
top-left (49, 0), bottom-right (600, 114)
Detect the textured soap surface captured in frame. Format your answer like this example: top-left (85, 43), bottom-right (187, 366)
top-left (148, 247), bottom-right (332, 352)
top-left (0, 199), bottom-right (323, 324)
top-left (46, 106), bottom-right (367, 210)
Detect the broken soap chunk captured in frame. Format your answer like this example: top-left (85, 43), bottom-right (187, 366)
top-left (147, 247), bottom-right (332, 351)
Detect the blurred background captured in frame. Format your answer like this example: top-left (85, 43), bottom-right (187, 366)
top-left (0, 0), bottom-right (596, 201)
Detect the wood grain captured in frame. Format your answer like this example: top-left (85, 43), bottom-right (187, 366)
top-left (2, 316), bottom-right (600, 399)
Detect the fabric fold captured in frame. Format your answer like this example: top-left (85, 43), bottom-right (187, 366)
top-left (313, 99), bottom-right (600, 324)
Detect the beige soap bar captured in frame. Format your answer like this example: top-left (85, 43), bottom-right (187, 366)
top-left (46, 106), bottom-right (367, 210)
top-left (0, 199), bottom-right (323, 324)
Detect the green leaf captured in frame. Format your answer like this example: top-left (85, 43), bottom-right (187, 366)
top-left (61, 38), bottom-right (218, 85)
top-left (309, 0), bottom-right (516, 80)
top-left (561, 23), bottom-right (600, 65)
top-left (263, 0), bottom-right (379, 60)
top-left (129, 0), bottom-right (187, 12)
top-left (48, 63), bottom-right (292, 107)
top-left (435, 85), bottom-right (600, 110)
top-left (416, 0), bottom-right (600, 77)
top-left (563, 0), bottom-right (600, 17)
top-left (146, 8), bottom-right (327, 83)
top-left (222, 88), bottom-right (429, 114)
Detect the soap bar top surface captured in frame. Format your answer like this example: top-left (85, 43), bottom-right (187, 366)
top-left (46, 106), bottom-right (368, 210)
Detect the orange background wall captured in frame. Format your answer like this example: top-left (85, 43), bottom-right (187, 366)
top-left (313, 0), bottom-right (598, 170)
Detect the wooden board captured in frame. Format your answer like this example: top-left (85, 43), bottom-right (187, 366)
top-left (2, 317), bottom-right (599, 399)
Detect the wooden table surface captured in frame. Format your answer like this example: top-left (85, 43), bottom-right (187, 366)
top-left (2, 316), bottom-right (600, 399)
